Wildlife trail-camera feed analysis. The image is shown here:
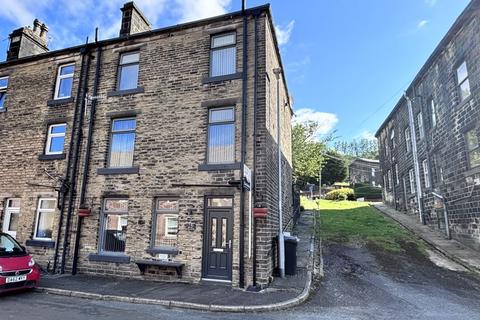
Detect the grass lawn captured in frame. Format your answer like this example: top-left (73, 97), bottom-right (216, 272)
top-left (305, 198), bottom-right (426, 254)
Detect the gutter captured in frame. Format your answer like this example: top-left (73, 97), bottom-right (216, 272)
top-left (72, 31), bottom-right (103, 275)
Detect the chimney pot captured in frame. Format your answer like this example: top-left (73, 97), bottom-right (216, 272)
top-left (33, 19), bottom-right (41, 35)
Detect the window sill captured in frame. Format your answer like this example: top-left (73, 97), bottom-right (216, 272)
top-left (25, 239), bottom-right (55, 248)
top-left (147, 247), bottom-right (179, 255)
top-left (198, 162), bottom-right (241, 171)
top-left (88, 253), bottom-right (131, 264)
top-left (97, 167), bottom-right (140, 175)
top-left (47, 97), bottom-right (74, 107)
top-left (38, 153), bottom-right (66, 161)
top-left (202, 72), bottom-right (242, 84)
top-left (107, 87), bottom-right (144, 97)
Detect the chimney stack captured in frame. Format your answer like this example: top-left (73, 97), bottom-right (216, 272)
top-left (6, 19), bottom-right (49, 61)
top-left (119, 2), bottom-right (152, 37)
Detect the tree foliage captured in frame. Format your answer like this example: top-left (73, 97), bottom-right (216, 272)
top-left (333, 138), bottom-right (379, 159)
top-left (322, 150), bottom-right (348, 186)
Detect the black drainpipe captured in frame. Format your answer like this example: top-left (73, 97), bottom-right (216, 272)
top-left (60, 41), bottom-right (92, 274)
top-left (251, 10), bottom-right (259, 290)
top-left (52, 39), bottom-right (88, 273)
top-left (72, 32), bottom-right (102, 275)
top-left (239, 7), bottom-right (249, 289)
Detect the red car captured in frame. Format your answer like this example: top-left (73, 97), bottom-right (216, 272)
top-left (0, 233), bottom-right (40, 293)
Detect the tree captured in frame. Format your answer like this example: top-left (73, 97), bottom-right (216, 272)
top-left (333, 138), bottom-right (379, 159)
top-left (292, 121), bottom-right (328, 188)
top-left (321, 151), bottom-right (348, 186)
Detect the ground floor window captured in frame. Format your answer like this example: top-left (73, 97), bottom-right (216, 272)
top-left (34, 199), bottom-right (56, 240)
top-left (152, 199), bottom-right (179, 248)
top-left (101, 199), bottom-right (128, 253)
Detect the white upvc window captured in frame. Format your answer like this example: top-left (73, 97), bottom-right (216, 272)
top-left (430, 99), bottom-right (437, 128)
top-left (390, 129), bottom-right (396, 149)
top-left (423, 159), bottom-right (430, 189)
top-left (210, 32), bottom-right (237, 77)
top-left (54, 64), bottom-right (75, 99)
top-left (0, 76), bottom-right (9, 110)
top-left (405, 127), bottom-right (411, 153)
top-left (409, 169), bottom-right (416, 194)
top-left (456, 61), bottom-right (471, 101)
top-left (417, 112), bottom-right (424, 140)
top-left (45, 123), bottom-right (67, 155)
top-left (395, 163), bottom-right (399, 185)
top-left (34, 198), bottom-right (56, 240)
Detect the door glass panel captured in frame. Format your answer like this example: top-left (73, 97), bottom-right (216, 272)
top-left (221, 218), bottom-right (227, 248)
top-left (211, 218), bottom-right (217, 248)
top-left (8, 212), bottom-right (19, 232)
top-left (207, 198), bottom-right (233, 207)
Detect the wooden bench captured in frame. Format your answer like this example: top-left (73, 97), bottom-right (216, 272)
top-left (134, 260), bottom-right (185, 278)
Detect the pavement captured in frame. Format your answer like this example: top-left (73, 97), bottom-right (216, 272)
top-left (36, 211), bottom-right (317, 312)
top-left (373, 203), bottom-right (480, 273)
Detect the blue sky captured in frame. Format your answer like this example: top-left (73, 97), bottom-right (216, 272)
top-left (0, 0), bottom-right (471, 141)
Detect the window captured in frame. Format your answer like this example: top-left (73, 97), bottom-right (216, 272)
top-left (152, 199), bottom-right (179, 248)
top-left (207, 107), bottom-right (235, 164)
top-left (417, 112), bottom-right (424, 140)
top-left (34, 199), bottom-right (56, 240)
top-left (109, 118), bottom-right (136, 168)
top-left (54, 64), bottom-right (75, 99)
top-left (210, 33), bottom-right (236, 77)
top-left (45, 123), bottom-right (66, 155)
top-left (371, 168), bottom-right (376, 177)
top-left (405, 127), bottom-right (411, 153)
top-left (0, 76), bottom-right (9, 110)
top-left (101, 199), bottom-right (128, 253)
top-left (430, 99), bottom-right (437, 128)
top-left (390, 129), bottom-right (396, 149)
top-left (3, 199), bottom-right (20, 238)
top-left (456, 61), bottom-right (471, 101)
top-left (409, 169), bottom-right (415, 194)
top-left (422, 159), bottom-right (430, 189)
top-left (118, 52), bottom-right (140, 91)
top-left (395, 163), bottom-right (399, 185)
top-left (466, 129), bottom-right (480, 169)
top-left (384, 138), bottom-right (389, 157)
top-left (387, 170), bottom-right (392, 190)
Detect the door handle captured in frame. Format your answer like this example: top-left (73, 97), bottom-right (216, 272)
top-left (228, 239), bottom-right (232, 248)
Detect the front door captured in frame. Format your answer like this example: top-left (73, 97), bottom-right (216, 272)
top-left (202, 197), bottom-right (233, 281)
top-left (2, 199), bottom-right (20, 238)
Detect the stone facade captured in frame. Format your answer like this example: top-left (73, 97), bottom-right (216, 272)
top-left (348, 158), bottom-right (381, 187)
top-left (0, 3), bottom-right (293, 288)
top-left (376, 0), bottom-right (480, 251)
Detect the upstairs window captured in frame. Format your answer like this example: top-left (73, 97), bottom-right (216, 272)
top-left (210, 33), bottom-right (236, 77)
top-left (0, 76), bottom-right (9, 110)
top-left (430, 99), bottom-right (437, 128)
top-left (456, 61), bottom-right (471, 101)
top-left (409, 169), bottom-right (415, 194)
top-left (207, 107), bottom-right (235, 164)
top-left (405, 127), bottom-right (411, 153)
top-left (45, 123), bottom-right (66, 155)
top-left (417, 112), bottom-right (424, 140)
top-left (109, 118), bottom-right (136, 168)
top-left (395, 163), bottom-right (399, 185)
top-left (387, 170), bottom-right (392, 190)
top-left (118, 52), bottom-right (140, 91)
top-left (466, 129), bottom-right (480, 169)
top-left (390, 129), bottom-right (396, 149)
top-left (55, 64), bottom-right (75, 99)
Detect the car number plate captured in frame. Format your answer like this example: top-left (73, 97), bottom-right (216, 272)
top-left (6, 275), bottom-right (27, 283)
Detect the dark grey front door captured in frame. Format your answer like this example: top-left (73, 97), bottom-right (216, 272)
top-left (203, 207), bottom-right (233, 281)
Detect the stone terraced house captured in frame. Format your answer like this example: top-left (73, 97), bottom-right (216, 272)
top-left (376, 0), bottom-right (480, 251)
top-left (0, 2), bottom-right (295, 289)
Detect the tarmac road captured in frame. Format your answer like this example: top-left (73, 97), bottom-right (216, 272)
top-left (2, 243), bottom-right (480, 320)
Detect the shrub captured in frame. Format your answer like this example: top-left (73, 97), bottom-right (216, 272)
top-left (354, 185), bottom-right (382, 200)
top-left (325, 188), bottom-right (355, 201)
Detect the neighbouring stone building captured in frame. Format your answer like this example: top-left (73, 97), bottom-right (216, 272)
top-left (376, 0), bottom-right (480, 251)
top-left (348, 158), bottom-right (381, 187)
top-left (0, 2), bottom-right (294, 288)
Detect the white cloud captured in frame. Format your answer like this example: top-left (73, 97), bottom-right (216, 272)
top-left (425, 0), bottom-right (437, 7)
top-left (275, 20), bottom-right (295, 46)
top-left (293, 108), bottom-right (338, 136)
top-left (0, 1), bottom-right (38, 26)
top-left (358, 130), bottom-right (377, 141)
top-left (173, 0), bottom-right (231, 23)
top-left (417, 20), bottom-right (429, 29)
